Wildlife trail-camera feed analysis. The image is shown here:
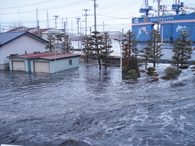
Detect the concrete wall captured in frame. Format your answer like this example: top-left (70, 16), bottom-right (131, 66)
top-left (0, 34), bottom-right (46, 69)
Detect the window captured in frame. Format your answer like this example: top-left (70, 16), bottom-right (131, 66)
top-left (69, 59), bottom-right (72, 65)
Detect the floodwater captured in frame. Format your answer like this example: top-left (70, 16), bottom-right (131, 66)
top-left (0, 63), bottom-right (195, 146)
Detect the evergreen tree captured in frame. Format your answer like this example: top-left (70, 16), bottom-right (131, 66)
top-left (122, 30), bottom-right (138, 67)
top-left (82, 31), bottom-right (113, 69)
top-left (45, 34), bottom-right (55, 52)
top-left (61, 33), bottom-right (73, 53)
top-left (169, 31), bottom-right (192, 70)
top-left (55, 34), bottom-right (62, 52)
top-left (82, 35), bottom-right (93, 63)
top-left (147, 30), bottom-right (163, 68)
top-left (139, 46), bottom-right (154, 70)
top-left (101, 32), bottom-right (113, 68)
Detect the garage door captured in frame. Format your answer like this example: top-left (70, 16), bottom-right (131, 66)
top-left (34, 61), bottom-right (50, 73)
top-left (12, 61), bottom-right (25, 71)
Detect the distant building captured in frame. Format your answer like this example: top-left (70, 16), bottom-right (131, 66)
top-left (98, 31), bottom-right (122, 40)
top-left (7, 52), bottom-right (80, 73)
top-left (0, 31), bottom-right (48, 70)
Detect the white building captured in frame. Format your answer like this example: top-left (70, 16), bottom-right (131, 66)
top-left (0, 31), bottom-right (48, 69)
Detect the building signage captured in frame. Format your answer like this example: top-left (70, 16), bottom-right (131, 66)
top-left (150, 16), bottom-right (174, 22)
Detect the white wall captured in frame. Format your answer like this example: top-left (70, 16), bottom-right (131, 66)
top-left (0, 35), bottom-right (46, 65)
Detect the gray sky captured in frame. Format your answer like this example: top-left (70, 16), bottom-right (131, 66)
top-left (0, 0), bottom-right (194, 33)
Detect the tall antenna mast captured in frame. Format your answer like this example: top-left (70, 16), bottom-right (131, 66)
top-left (47, 10), bottom-right (50, 28)
top-left (36, 8), bottom-right (40, 37)
top-left (53, 15), bottom-right (59, 29)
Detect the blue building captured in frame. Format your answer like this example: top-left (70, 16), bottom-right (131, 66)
top-left (132, 13), bottom-right (195, 42)
top-left (7, 52), bottom-right (80, 73)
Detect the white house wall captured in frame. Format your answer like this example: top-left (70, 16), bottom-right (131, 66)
top-left (0, 35), bottom-right (46, 65)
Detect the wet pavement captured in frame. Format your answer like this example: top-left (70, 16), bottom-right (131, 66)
top-left (0, 63), bottom-right (195, 146)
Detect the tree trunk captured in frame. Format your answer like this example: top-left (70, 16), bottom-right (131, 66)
top-left (98, 59), bottom-right (101, 69)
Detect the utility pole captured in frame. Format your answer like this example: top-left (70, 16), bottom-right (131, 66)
top-left (93, 0), bottom-right (97, 32)
top-left (120, 29), bottom-right (124, 82)
top-left (71, 20), bottom-right (73, 34)
top-left (64, 21), bottom-right (66, 35)
top-left (103, 22), bottom-right (104, 33)
top-left (191, 25), bottom-right (193, 48)
top-left (53, 15), bottom-right (59, 29)
top-left (61, 18), bottom-right (64, 30)
top-left (90, 27), bottom-right (91, 35)
top-left (83, 9), bottom-right (90, 35)
top-left (77, 18), bottom-right (80, 49)
top-left (161, 5), bottom-right (165, 44)
top-left (66, 17), bottom-right (68, 33)
top-left (157, 0), bottom-right (160, 32)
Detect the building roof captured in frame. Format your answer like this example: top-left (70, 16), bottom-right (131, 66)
top-left (7, 26), bottom-right (30, 32)
top-left (0, 31), bottom-right (48, 46)
top-left (33, 28), bottom-right (53, 34)
top-left (7, 52), bottom-right (80, 61)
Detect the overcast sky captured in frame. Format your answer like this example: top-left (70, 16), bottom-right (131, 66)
top-left (0, 0), bottom-right (194, 33)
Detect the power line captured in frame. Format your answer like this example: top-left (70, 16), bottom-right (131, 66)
top-left (0, 0), bottom-right (90, 15)
top-left (0, 0), bottom-right (56, 10)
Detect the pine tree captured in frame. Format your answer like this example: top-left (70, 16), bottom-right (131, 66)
top-left (139, 46), bottom-right (154, 70)
top-left (82, 35), bottom-right (93, 63)
top-left (55, 34), bottom-right (62, 52)
top-left (45, 34), bottom-right (55, 52)
top-left (147, 30), bottom-right (163, 68)
top-left (169, 31), bottom-right (192, 70)
top-left (83, 31), bottom-right (113, 69)
top-left (122, 30), bottom-right (138, 67)
top-left (61, 33), bottom-right (73, 53)
top-left (101, 32), bottom-right (113, 68)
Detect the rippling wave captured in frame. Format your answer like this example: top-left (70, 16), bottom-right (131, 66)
top-left (0, 63), bottom-right (195, 146)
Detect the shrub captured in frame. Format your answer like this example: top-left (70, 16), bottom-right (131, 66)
top-left (125, 69), bottom-right (138, 79)
top-left (140, 70), bottom-right (146, 72)
top-left (161, 76), bottom-right (171, 80)
top-left (165, 66), bottom-right (180, 79)
top-left (179, 65), bottom-right (189, 69)
top-left (147, 67), bottom-right (155, 76)
top-left (153, 72), bottom-right (159, 76)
